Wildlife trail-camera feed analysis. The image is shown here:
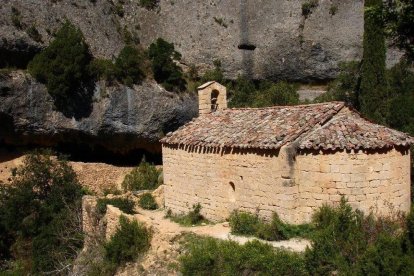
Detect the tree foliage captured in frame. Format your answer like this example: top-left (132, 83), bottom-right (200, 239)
top-left (28, 21), bottom-right (93, 118)
top-left (228, 76), bottom-right (299, 108)
top-left (359, 0), bottom-right (388, 123)
top-left (0, 151), bottom-right (84, 274)
top-left (148, 38), bottom-right (186, 92)
top-left (114, 45), bottom-right (146, 87)
top-left (383, 0), bottom-right (414, 61)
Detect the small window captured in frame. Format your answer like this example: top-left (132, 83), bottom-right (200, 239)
top-left (211, 90), bottom-right (219, 111)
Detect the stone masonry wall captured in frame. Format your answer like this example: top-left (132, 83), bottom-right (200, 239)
top-left (162, 145), bottom-right (411, 224)
top-left (294, 148), bottom-right (411, 222)
top-left (163, 145), bottom-right (299, 223)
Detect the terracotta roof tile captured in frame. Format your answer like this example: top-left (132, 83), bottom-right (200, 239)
top-left (161, 102), bottom-right (413, 150)
top-left (298, 112), bottom-right (413, 150)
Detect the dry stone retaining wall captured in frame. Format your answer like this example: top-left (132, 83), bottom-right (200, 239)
top-left (163, 145), bottom-right (411, 224)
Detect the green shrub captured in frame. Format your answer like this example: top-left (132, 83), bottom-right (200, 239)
top-left (305, 198), bottom-right (408, 275)
top-left (139, 193), bottom-right (158, 210)
top-left (28, 21), bottom-right (93, 117)
top-left (200, 59), bottom-right (224, 84)
top-left (26, 25), bottom-right (42, 43)
top-left (122, 162), bottom-right (160, 191)
top-left (252, 81), bottom-right (299, 107)
top-left (139, 0), bottom-right (158, 10)
top-left (256, 213), bottom-right (289, 241)
top-left (314, 61), bottom-right (360, 107)
top-left (228, 77), bottom-right (299, 108)
top-left (229, 211), bottom-right (260, 236)
top-left (105, 216), bottom-right (151, 265)
top-left (406, 207), bottom-right (414, 249)
top-left (90, 58), bottom-right (117, 84)
top-left (168, 203), bottom-right (207, 226)
top-left (230, 211), bottom-right (314, 241)
top-left (114, 45), bottom-right (145, 87)
top-left (356, 234), bottom-right (414, 275)
top-left (180, 235), bottom-right (307, 276)
top-left (11, 7), bottom-right (22, 29)
top-left (0, 150), bottom-right (84, 274)
top-left (148, 38), bottom-right (186, 92)
top-left (96, 198), bottom-right (135, 217)
top-left (302, 0), bottom-right (319, 18)
top-left (329, 5), bottom-right (338, 15)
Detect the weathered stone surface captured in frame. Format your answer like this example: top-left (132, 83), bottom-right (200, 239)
top-left (0, 0), bottom-right (402, 81)
top-left (0, 71), bottom-right (197, 154)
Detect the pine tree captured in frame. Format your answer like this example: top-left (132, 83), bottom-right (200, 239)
top-left (359, 0), bottom-right (387, 123)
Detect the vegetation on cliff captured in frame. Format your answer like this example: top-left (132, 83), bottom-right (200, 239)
top-left (148, 38), bottom-right (186, 92)
top-left (0, 151), bottom-right (85, 274)
top-left (28, 21), bottom-right (93, 118)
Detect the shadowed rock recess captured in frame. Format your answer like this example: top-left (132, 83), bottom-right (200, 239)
top-left (0, 72), bottom-right (197, 158)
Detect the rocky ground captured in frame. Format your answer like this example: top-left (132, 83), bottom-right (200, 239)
top-left (0, 148), bottom-right (135, 194)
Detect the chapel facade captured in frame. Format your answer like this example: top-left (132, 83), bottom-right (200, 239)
top-left (161, 82), bottom-right (412, 223)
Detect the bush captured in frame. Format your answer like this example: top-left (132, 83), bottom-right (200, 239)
top-left (0, 150), bottom-right (84, 274)
top-left (122, 162), bottom-right (160, 191)
top-left (96, 198), bottom-right (136, 217)
top-left (105, 216), bottom-right (151, 265)
top-left (200, 59), bottom-right (224, 84)
top-left (305, 198), bottom-right (409, 275)
top-left (228, 77), bottom-right (299, 108)
top-left (230, 211), bottom-right (314, 241)
top-left (314, 61), bottom-right (360, 107)
top-left (252, 81), bottom-right (299, 107)
top-left (168, 203), bottom-right (207, 226)
top-left (114, 45), bottom-right (145, 87)
top-left (148, 38), bottom-right (186, 92)
top-left (229, 211), bottom-right (260, 236)
top-left (139, 0), bottom-right (158, 10)
top-left (139, 193), bottom-right (158, 210)
top-left (11, 7), bottom-right (22, 29)
top-left (179, 235), bottom-right (307, 276)
top-left (356, 234), bottom-right (414, 275)
top-left (26, 25), bottom-right (42, 43)
top-left (302, 0), bottom-right (319, 18)
top-left (90, 58), bottom-right (117, 84)
top-left (28, 21), bottom-right (93, 118)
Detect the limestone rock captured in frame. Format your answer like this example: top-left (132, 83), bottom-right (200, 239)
top-left (0, 71), bottom-right (197, 154)
top-left (0, 0), bottom-right (401, 81)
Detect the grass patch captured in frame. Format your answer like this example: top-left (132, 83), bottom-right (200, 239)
top-left (96, 198), bottom-right (135, 217)
top-left (167, 204), bottom-right (209, 226)
top-left (229, 211), bottom-right (315, 241)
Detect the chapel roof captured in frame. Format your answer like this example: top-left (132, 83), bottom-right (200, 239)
top-left (160, 102), bottom-right (413, 151)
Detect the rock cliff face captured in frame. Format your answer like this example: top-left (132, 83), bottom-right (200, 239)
top-left (1, 0), bottom-right (367, 81)
top-left (0, 72), bottom-right (197, 155)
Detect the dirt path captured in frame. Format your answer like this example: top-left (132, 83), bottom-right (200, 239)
top-left (135, 208), bottom-right (311, 252)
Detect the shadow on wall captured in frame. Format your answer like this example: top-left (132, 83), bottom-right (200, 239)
top-left (239, 0), bottom-right (255, 78)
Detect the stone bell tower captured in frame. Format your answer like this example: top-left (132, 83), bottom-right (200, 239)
top-left (197, 81), bottom-right (227, 115)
